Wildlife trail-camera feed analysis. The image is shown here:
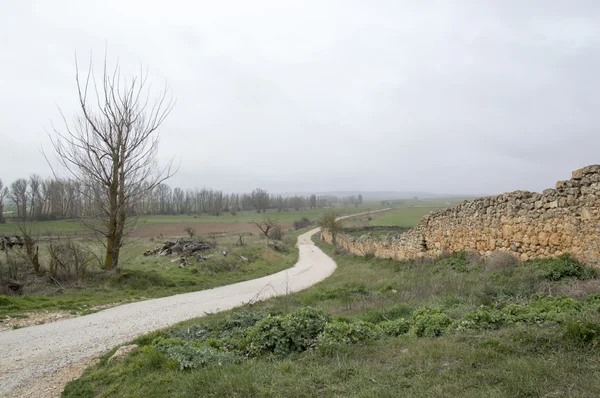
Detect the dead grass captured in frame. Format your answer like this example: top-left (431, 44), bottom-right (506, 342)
top-left (486, 251), bottom-right (519, 270)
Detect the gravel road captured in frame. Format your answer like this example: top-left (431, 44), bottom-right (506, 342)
top-left (0, 209), bottom-right (389, 396)
top-left (0, 227), bottom-right (336, 396)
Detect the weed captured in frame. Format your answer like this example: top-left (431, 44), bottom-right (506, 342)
top-left (531, 254), bottom-right (596, 281)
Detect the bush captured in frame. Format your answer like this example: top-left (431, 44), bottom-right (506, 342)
top-left (47, 238), bottom-right (94, 281)
top-left (317, 320), bottom-right (382, 354)
top-left (293, 217), bottom-right (311, 230)
top-left (486, 252), bottom-right (519, 270)
top-left (380, 318), bottom-right (411, 336)
top-left (564, 319), bottom-right (600, 346)
top-left (245, 307), bottom-right (331, 356)
top-left (456, 308), bottom-right (505, 330)
top-left (436, 252), bottom-right (477, 272)
top-left (410, 307), bottom-right (451, 337)
top-left (532, 254), bottom-right (596, 281)
top-left (152, 337), bottom-right (239, 370)
top-left (268, 225), bottom-right (283, 241)
top-left (501, 295), bottom-right (582, 324)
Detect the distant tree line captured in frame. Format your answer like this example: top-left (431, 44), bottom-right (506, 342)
top-left (0, 176), bottom-right (364, 222)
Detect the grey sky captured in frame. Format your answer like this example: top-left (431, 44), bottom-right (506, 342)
top-left (1, 0), bottom-right (599, 195)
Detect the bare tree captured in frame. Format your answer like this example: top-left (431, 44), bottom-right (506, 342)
top-left (49, 55), bottom-right (175, 270)
top-left (251, 188), bottom-right (270, 213)
top-left (9, 179), bottom-right (28, 221)
top-left (0, 179), bottom-right (7, 224)
top-left (29, 174), bottom-right (42, 220)
top-left (251, 216), bottom-right (280, 239)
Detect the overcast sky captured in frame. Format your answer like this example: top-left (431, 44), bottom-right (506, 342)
top-left (1, 0), bottom-right (599, 195)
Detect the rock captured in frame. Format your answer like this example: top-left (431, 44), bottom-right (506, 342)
top-left (108, 344), bottom-right (139, 363)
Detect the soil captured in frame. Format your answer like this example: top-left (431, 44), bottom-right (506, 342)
top-left (131, 221), bottom-right (294, 238)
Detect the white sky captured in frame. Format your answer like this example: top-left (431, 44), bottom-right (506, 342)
top-left (1, 0), bottom-right (599, 195)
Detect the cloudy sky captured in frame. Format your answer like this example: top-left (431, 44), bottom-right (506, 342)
top-left (1, 0), bottom-right (599, 195)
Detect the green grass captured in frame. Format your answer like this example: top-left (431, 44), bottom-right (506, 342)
top-left (0, 235), bottom-right (300, 319)
top-left (63, 238), bottom-right (600, 397)
top-left (368, 206), bottom-right (446, 227)
top-left (0, 205), bottom-right (377, 236)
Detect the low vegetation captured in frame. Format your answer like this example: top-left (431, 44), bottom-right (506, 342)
top-left (63, 238), bottom-right (600, 397)
top-left (0, 233), bottom-right (300, 321)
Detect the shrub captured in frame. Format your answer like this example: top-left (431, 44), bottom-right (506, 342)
top-left (501, 295), bottom-right (582, 324)
top-left (152, 337), bottom-right (239, 370)
top-left (380, 318), bottom-right (411, 336)
top-left (268, 225), bottom-right (283, 241)
top-left (436, 252), bottom-right (475, 272)
top-left (169, 325), bottom-right (211, 342)
top-left (486, 252), bottom-right (519, 270)
top-left (184, 226), bottom-right (196, 237)
top-left (317, 320), bottom-right (382, 354)
top-left (293, 217), bottom-right (311, 230)
top-left (245, 307), bottom-right (331, 356)
top-left (456, 308), bottom-right (505, 330)
top-left (410, 307), bottom-right (451, 337)
top-left (532, 254), bottom-right (596, 281)
top-left (564, 319), bottom-right (600, 346)
top-left (47, 238), bottom-right (94, 281)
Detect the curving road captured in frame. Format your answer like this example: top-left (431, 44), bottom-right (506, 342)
top-left (0, 209), bottom-right (389, 396)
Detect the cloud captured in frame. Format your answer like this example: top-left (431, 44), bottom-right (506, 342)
top-left (1, 0), bottom-right (599, 195)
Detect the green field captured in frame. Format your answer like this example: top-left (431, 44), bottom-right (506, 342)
top-left (367, 206), bottom-right (446, 227)
top-left (63, 239), bottom-right (600, 397)
top-left (0, 204), bottom-right (381, 236)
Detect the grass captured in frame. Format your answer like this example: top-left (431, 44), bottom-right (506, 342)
top-left (368, 206), bottom-right (446, 227)
top-left (0, 233), bottom-right (300, 319)
top-left (63, 238), bottom-right (600, 397)
top-left (0, 205), bottom-right (378, 236)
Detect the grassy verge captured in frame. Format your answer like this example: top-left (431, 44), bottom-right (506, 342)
top-left (63, 238), bottom-right (600, 397)
top-left (0, 234), bottom-right (300, 320)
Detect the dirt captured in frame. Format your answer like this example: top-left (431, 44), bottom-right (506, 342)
top-left (0, 311), bottom-right (73, 332)
top-left (3, 357), bottom-right (99, 398)
top-left (0, 302), bottom-right (128, 332)
top-left (131, 221), bottom-right (294, 238)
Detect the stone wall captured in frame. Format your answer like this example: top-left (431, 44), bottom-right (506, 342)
top-left (322, 165), bottom-right (600, 266)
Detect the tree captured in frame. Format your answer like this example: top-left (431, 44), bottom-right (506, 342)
top-left (318, 211), bottom-right (344, 248)
top-left (29, 174), bottom-right (42, 220)
top-left (251, 216), bottom-right (280, 239)
top-left (10, 179), bottom-right (28, 221)
top-left (251, 188), bottom-right (270, 213)
top-left (50, 56), bottom-right (175, 270)
top-left (0, 179), bottom-right (8, 223)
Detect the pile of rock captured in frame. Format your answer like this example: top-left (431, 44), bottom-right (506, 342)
top-left (143, 239), bottom-right (216, 257)
top-left (0, 235), bottom-right (24, 251)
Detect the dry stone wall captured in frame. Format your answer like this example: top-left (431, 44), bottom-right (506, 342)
top-left (322, 165), bottom-right (600, 266)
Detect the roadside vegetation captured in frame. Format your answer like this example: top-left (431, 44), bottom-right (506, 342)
top-left (63, 238), bottom-right (600, 397)
top-left (0, 233), bottom-right (299, 322)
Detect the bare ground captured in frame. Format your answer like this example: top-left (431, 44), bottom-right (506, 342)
top-left (131, 221), bottom-right (294, 238)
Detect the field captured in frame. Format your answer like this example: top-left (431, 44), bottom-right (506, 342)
top-left (63, 238), bottom-right (600, 397)
top-left (369, 206), bottom-right (444, 227)
top-left (0, 205), bottom-right (381, 237)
